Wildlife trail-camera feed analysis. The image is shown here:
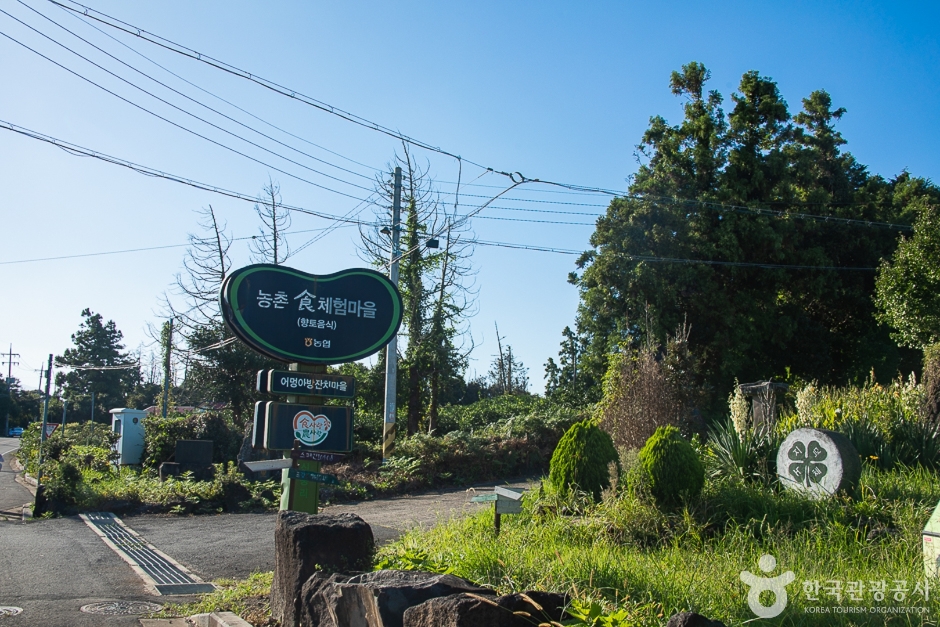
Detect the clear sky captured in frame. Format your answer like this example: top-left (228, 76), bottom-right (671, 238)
top-left (1, 0), bottom-right (937, 394)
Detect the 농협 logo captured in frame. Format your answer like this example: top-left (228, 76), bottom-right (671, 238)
top-left (292, 410), bottom-right (332, 446)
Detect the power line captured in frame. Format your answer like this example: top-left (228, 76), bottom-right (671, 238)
top-left (0, 10), bottom-right (377, 198)
top-left (43, 0), bottom-right (913, 235)
top-left (15, 0), bottom-right (379, 184)
top-left (59, 3), bottom-right (380, 175)
top-left (0, 118), bottom-right (383, 223)
top-left (50, 0), bottom-right (516, 177)
top-left (0, 223), bottom-right (348, 266)
top-left (0, 119), bottom-right (892, 273)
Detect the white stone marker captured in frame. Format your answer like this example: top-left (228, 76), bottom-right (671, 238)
top-left (776, 428), bottom-right (861, 499)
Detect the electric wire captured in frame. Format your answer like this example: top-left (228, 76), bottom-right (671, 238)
top-left (55, 0), bottom-right (381, 175)
top-left (49, 0), bottom-right (514, 178)
top-left (16, 0), bottom-right (379, 184)
top-left (0, 119), bottom-right (888, 272)
top-left (43, 0), bottom-right (907, 235)
top-left (0, 9), bottom-right (377, 197)
top-left (0, 118), bottom-right (383, 223)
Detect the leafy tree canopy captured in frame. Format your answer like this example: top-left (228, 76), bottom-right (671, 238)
top-left (875, 194), bottom-right (940, 348)
top-left (566, 63), bottom-right (928, 414)
top-left (55, 308), bottom-right (138, 421)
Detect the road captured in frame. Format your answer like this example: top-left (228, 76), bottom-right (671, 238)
top-left (0, 437), bottom-right (31, 519)
top-left (0, 459), bottom-right (532, 627)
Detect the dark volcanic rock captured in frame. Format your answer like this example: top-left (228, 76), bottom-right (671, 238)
top-left (301, 569), bottom-right (493, 627)
top-left (271, 511), bottom-right (374, 627)
top-left (403, 590), bottom-right (569, 627)
top-left (666, 611), bottom-right (729, 627)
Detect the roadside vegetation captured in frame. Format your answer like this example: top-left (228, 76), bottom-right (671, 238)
top-left (17, 396), bottom-right (580, 515)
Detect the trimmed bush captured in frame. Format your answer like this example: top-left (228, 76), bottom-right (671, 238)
top-left (549, 419), bottom-right (619, 501)
top-left (638, 425), bottom-right (704, 505)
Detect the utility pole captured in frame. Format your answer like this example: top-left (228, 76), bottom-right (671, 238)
top-left (2, 344), bottom-right (19, 437)
top-left (34, 354), bottom-right (52, 517)
top-left (37, 354), bottom-right (52, 481)
top-left (162, 319), bottom-right (173, 419)
top-left (382, 166), bottom-right (402, 462)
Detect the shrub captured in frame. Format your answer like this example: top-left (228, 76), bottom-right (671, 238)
top-left (549, 419), bottom-right (619, 501)
top-left (142, 411), bottom-right (243, 468)
top-left (705, 419), bottom-right (778, 484)
top-left (596, 325), bottom-right (704, 452)
top-left (435, 395), bottom-right (546, 433)
top-left (637, 425), bottom-right (704, 506)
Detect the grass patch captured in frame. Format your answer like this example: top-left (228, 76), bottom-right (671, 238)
top-left (377, 465), bottom-right (940, 626)
top-left (150, 571), bottom-right (275, 626)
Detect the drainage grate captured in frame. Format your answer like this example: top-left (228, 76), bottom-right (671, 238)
top-left (0, 606), bottom-right (23, 616)
top-left (82, 513), bottom-right (217, 595)
top-left (80, 601), bottom-right (162, 615)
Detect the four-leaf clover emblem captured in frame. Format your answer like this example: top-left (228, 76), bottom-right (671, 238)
top-left (787, 440), bottom-right (828, 487)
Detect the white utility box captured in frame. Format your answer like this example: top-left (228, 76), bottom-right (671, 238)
top-left (110, 408), bottom-right (147, 465)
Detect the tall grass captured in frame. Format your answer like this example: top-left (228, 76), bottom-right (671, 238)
top-left (378, 466), bottom-right (940, 626)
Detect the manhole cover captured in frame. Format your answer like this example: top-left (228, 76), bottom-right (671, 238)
top-left (79, 601), bottom-right (162, 615)
top-left (0, 607), bottom-right (23, 616)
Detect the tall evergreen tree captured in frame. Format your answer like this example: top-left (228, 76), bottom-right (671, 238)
top-left (567, 63), bottom-right (923, 415)
top-left (55, 309), bottom-right (138, 422)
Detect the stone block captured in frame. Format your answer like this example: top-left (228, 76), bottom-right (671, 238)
top-left (403, 590), bottom-right (569, 627)
top-left (159, 462), bottom-right (180, 482)
top-left (666, 611), bottom-right (728, 627)
top-left (776, 428), bottom-right (861, 499)
top-left (300, 569), bottom-right (494, 627)
top-left (271, 511), bottom-right (375, 627)
top-left (176, 439), bottom-right (214, 465)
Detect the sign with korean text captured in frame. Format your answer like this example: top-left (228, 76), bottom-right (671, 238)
top-left (256, 369), bottom-right (355, 398)
top-left (221, 264), bottom-right (402, 364)
top-left (262, 402), bottom-right (352, 451)
top-left (290, 450), bottom-right (345, 464)
top-left (287, 468), bottom-right (339, 485)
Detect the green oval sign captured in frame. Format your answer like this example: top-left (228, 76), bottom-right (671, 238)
top-left (221, 264), bottom-right (402, 364)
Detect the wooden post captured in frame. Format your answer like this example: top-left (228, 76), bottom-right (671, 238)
top-left (494, 505), bottom-right (501, 535)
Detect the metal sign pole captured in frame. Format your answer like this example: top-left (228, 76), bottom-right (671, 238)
top-left (382, 166), bottom-right (402, 462)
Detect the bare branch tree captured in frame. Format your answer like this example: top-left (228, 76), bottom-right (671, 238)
top-left (250, 178), bottom-right (291, 265)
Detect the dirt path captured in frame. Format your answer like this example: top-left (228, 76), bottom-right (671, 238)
top-left (122, 478), bottom-right (537, 582)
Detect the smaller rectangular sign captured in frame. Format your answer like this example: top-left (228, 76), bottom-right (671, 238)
top-left (252, 402), bottom-right (266, 449)
top-left (496, 498), bottom-right (523, 515)
top-left (263, 403), bottom-right (353, 452)
top-left (256, 370), bottom-right (269, 393)
top-left (290, 450), bottom-right (345, 464)
top-left (288, 468), bottom-right (339, 485)
top-left (243, 459), bottom-right (293, 472)
top-left (470, 493), bottom-right (498, 503)
top-left (494, 486), bottom-right (524, 500)
top-left (261, 370), bottom-right (356, 399)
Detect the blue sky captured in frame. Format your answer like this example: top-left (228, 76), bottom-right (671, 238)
top-left (1, 0), bottom-right (937, 394)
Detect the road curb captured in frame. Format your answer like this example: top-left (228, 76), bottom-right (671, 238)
top-left (189, 611), bottom-right (254, 627)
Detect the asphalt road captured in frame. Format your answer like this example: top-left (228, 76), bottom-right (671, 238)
top-left (0, 472), bottom-right (533, 626)
top-left (0, 438), bottom-right (31, 519)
